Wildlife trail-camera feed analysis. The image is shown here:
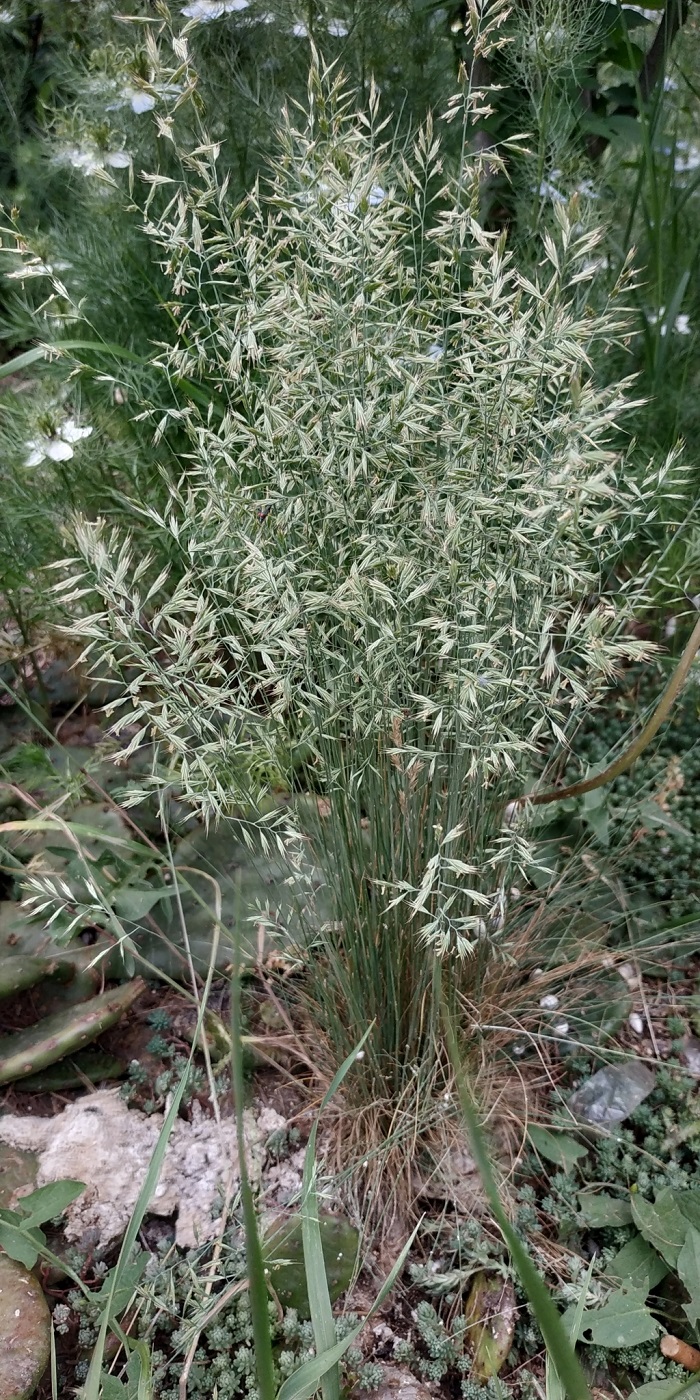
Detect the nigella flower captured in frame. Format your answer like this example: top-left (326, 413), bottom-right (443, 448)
top-left (25, 418), bottom-right (93, 466)
top-left (327, 18), bottom-right (348, 35)
top-left (181, 0), bottom-right (249, 19)
top-left (674, 142), bottom-right (700, 173)
top-left (537, 174), bottom-right (566, 204)
top-left (55, 145), bottom-right (131, 176)
top-left (648, 306), bottom-right (692, 336)
top-left (127, 90), bottom-right (156, 114)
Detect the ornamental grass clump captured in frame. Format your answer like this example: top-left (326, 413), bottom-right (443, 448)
top-left (59, 26), bottom-right (673, 1165)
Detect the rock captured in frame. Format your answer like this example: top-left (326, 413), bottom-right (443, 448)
top-left (0, 1254), bottom-right (50, 1400)
top-left (0, 1090), bottom-right (286, 1251)
top-left (262, 1211), bottom-right (359, 1315)
top-left (568, 1061), bottom-right (656, 1126)
top-left (0, 1142), bottom-right (38, 1210)
top-left (358, 1368), bottom-right (433, 1400)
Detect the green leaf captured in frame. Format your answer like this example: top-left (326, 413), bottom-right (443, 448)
top-left (301, 1031), bottom-right (370, 1400)
top-left (0, 1219), bottom-right (45, 1268)
top-left (605, 1234), bottom-right (668, 1290)
top-left (528, 1126), bottom-right (589, 1172)
top-left (99, 1377), bottom-right (128, 1400)
top-left (112, 885), bottom-right (168, 921)
top-left (96, 1252), bottom-right (149, 1324)
top-left (638, 800), bottom-right (692, 839)
top-left (18, 1179), bottom-right (85, 1229)
top-left (581, 788), bottom-right (609, 846)
top-left (277, 1225), bottom-right (419, 1400)
top-left (231, 933), bottom-right (276, 1400)
top-left (677, 1226), bottom-right (700, 1331)
top-left (548, 1260), bottom-right (595, 1400)
top-left (580, 1287), bottom-right (660, 1348)
top-left (675, 1192), bottom-right (700, 1233)
top-left (632, 1381), bottom-right (700, 1400)
top-left (578, 1193), bottom-right (632, 1228)
top-left (631, 1189), bottom-right (688, 1268)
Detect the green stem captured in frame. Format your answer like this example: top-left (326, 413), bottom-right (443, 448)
top-left (525, 614), bottom-right (700, 807)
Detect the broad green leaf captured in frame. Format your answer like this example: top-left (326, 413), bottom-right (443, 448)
top-left (677, 1226), bottom-right (700, 1330)
top-left (0, 1219), bottom-right (45, 1268)
top-left (605, 1234), bottom-right (668, 1290)
top-left (631, 1189), bottom-right (688, 1267)
top-left (675, 1192), bottom-right (700, 1233)
top-left (96, 1252), bottom-right (149, 1324)
top-left (581, 788), bottom-right (609, 846)
top-left (580, 1287), bottom-right (660, 1348)
top-left (99, 1377), bottom-right (128, 1399)
top-left (112, 885), bottom-right (168, 921)
top-left (18, 1179), bottom-right (85, 1229)
top-left (632, 1381), bottom-right (700, 1400)
top-left (126, 1341), bottom-right (153, 1400)
top-left (578, 1192), bottom-right (632, 1228)
top-left (529, 1126), bottom-right (588, 1172)
top-left (638, 800), bottom-right (691, 839)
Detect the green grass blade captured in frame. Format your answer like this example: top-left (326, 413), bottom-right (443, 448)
top-left (277, 1221), bottom-right (420, 1400)
top-left (78, 1055), bottom-right (194, 1400)
top-left (546, 1258), bottom-right (594, 1400)
top-left (301, 1030), bottom-right (372, 1400)
top-left (0, 347), bottom-right (49, 378)
top-left (80, 891), bottom-right (221, 1400)
top-left (443, 1009), bottom-right (592, 1400)
top-left (231, 951), bottom-right (276, 1400)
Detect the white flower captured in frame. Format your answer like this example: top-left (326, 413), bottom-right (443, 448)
top-left (674, 142), bottom-right (700, 173)
top-left (553, 1021), bottom-right (569, 1037)
top-left (181, 0), bottom-right (249, 18)
top-left (334, 183), bottom-right (386, 215)
top-left (427, 343), bottom-right (444, 361)
top-left (539, 994), bottom-right (560, 1011)
top-left (128, 90), bottom-right (156, 114)
top-left (648, 306), bottom-right (692, 336)
top-left (0, 7), bottom-right (15, 21)
top-left (628, 1012), bottom-right (644, 1034)
top-left (620, 5), bottom-right (662, 18)
top-left (664, 76), bottom-right (678, 92)
top-left (25, 418), bottom-right (93, 467)
top-left (291, 20), bottom-right (308, 35)
top-left (576, 178), bottom-right (598, 200)
top-left (55, 145), bottom-right (131, 176)
top-left (665, 616), bottom-right (678, 638)
top-left (327, 18), bottom-right (348, 35)
top-left (538, 175), bottom-right (566, 204)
